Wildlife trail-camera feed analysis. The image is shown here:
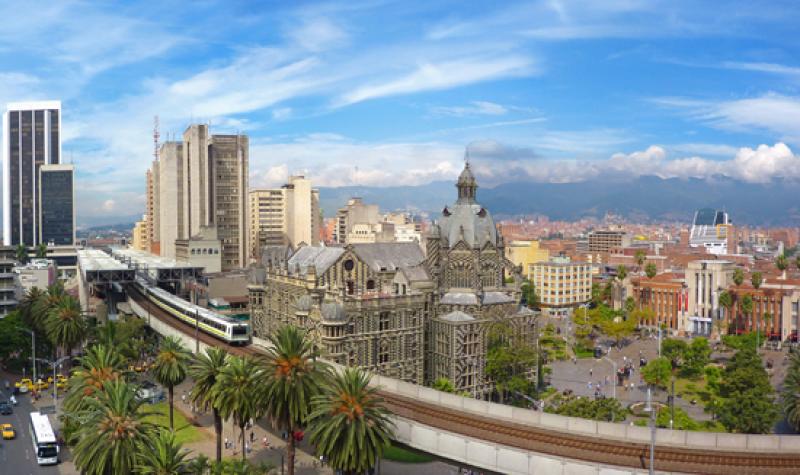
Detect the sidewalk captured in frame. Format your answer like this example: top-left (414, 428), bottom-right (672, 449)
top-left (173, 379), bottom-right (332, 474)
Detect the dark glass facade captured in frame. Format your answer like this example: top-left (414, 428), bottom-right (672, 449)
top-left (4, 106), bottom-right (60, 245)
top-left (40, 168), bottom-right (73, 245)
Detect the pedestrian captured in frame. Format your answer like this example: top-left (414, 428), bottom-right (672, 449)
top-left (588, 381), bottom-right (592, 390)
top-left (224, 437), bottom-right (230, 450)
top-left (250, 431), bottom-right (255, 444)
top-left (589, 367), bottom-right (593, 377)
top-left (263, 436), bottom-right (269, 448)
top-left (181, 393), bottom-right (187, 405)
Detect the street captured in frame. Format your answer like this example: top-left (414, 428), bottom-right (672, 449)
top-left (0, 386), bottom-right (73, 475)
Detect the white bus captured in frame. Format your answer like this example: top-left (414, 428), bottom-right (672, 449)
top-left (29, 412), bottom-right (59, 465)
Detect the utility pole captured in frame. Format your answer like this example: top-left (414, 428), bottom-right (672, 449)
top-left (646, 386), bottom-right (656, 475)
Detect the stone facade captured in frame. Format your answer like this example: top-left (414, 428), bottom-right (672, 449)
top-left (248, 161), bottom-right (537, 398)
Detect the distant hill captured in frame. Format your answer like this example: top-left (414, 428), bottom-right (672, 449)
top-left (319, 176), bottom-right (800, 226)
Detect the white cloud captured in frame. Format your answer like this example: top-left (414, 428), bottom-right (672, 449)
top-left (432, 101), bottom-right (509, 117)
top-left (652, 93), bottom-right (800, 144)
top-left (101, 200), bottom-right (116, 212)
top-left (337, 56), bottom-right (535, 106)
top-left (285, 16), bottom-right (348, 52)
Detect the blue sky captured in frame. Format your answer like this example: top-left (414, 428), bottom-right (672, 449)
top-left (3, 0), bottom-right (800, 223)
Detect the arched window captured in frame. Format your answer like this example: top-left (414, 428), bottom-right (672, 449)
top-left (366, 279), bottom-right (375, 290)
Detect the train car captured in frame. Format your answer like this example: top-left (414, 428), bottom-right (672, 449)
top-left (135, 280), bottom-right (251, 346)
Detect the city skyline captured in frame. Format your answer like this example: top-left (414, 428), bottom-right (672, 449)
top-left (3, 1), bottom-right (800, 224)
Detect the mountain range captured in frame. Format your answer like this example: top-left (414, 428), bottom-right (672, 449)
top-left (318, 176), bottom-right (800, 226)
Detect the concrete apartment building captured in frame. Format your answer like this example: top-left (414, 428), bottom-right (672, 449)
top-left (3, 101), bottom-right (75, 247)
top-left (132, 217), bottom-right (147, 251)
top-left (146, 163), bottom-right (159, 254)
top-left (588, 229), bottom-right (630, 253)
top-left (175, 225), bottom-right (222, 273)
top-left (505, 240), bottom-right (550, 279)
top-left (530, 257), bottom-right (592, 317)
top-left (249, 175), bottom-right (321, 260)
top-left (156, 141), bottom-right (183, 260)
top-left (334, 198), bottom-right (379, 244)
top-left (0, 247), bottom-right (18, 317)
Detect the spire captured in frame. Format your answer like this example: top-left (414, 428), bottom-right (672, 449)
top-left (456, 151), bottom-right (478, 204)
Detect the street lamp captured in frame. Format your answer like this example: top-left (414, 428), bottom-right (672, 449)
top-left (645, 385), bottom-right (656, 475)
top-left (36, 356), bottom-right (70, 430)
top-left (602, 356), bottom-right (617, 400)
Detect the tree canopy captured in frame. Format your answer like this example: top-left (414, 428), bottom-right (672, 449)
top-left (642, 357), bottom-right (671, 388)
top-left (716, 348), bottom-right (778, 433)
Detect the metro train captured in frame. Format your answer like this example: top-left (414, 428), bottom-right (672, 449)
top-left (134, 279), bottom-right (251, 346)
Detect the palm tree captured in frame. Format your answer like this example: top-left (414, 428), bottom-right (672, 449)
top-left (733, 268), bottom-right (744, 286)
top-left (33, 282), bottom-right (66, 331)
top-left (634, 249), bottom-right (646, 269)
top-left (741, 295), bottom-right (754, 335)
top-left (186, 454), bottom-right (210, 475)
top-left (45, 295), bottom-right (86, 360)
top-left (782, 351), bottom-right (800, 432)
top-left (189, 347), bottom-right (228, 463)
top-left (64, 344), bottom-right (127, 414)
top-left (35, 242), bottom-right (48, 259)
top-left (259, 325), bottom-right (328, 475)
top-left (776, 254), bottom-right (788, 279)
top-left (15, 243), bottom-right (28, 264)
top-left (718, 290), bottom-right (733, 338)
top-left (72, 379), bottom-right (155, 475)
top-left (751, 271), bottom-right (763, 290)
top-left (19, 287), bottom-right (45, 329)
top-left (307, 368), bottom-right (394, 475)
top-left (135, 429), bottom-right (193, 475)
top-left (616, 265), bottom-right (628, 308)
top-left (152, 336), bottom-right (192, 431)
top-left (214, 355), bottom-right (262, 462)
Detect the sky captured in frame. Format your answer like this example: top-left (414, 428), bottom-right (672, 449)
top-left (3, 0), bottom-right (800, 224)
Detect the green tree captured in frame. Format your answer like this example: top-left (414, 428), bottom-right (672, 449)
top-left (0, 311), bottom-right (33, 369)
top-left (547, 396), bottom-right (628, 422)
top-left (45, 295), bottom-right (87, 359)
top-left (682, 337), bottom-right (711, 378)
top-left (599, 314), bottom-right (638, 348)
top-left (135, 429), bottom-right (193, 474)
top-left (751, 272), bottom-right (763, 290)
top-left (716, 348), bottom-right (778, 433)
top-left (521, 280), bottom-right (539, 308)
top-left (214, 356), bottom-right (262, 463)
top-left (151, 336), bottom-right (191, 431)
top-left (782, 351), bottom-right (800, 432)
top-left (645, 262), bottom-right (657, 279)
top-left (187, 454), bottom-right (210, 475)
top-left (591, 283), bottom-right (602, 306)
top-left (634, 249), bottom-right (646, 267)
top-left (33, 282), bottom-right (66, 332)
top-left (72, 379), bottom-right (155, 475)
top-left (733, 268), bottom-right (744, 286)
top-left (486, 321), bottom-right (537, 402)
top-left (661, 339), bottom-right (688, 369)
top-left (15, 243), bottom-right (28, 264)
top-left (776, 254), bottom-right (788, 279)
top-left (307, 368), bottom-right (393, 475)
top-left (18, 287), bottom-right (45, 330)
top-left (189, 347), bottom-right (228, 464)
top-left (642, 357), bottom-right (671, 389)
top-left (259, 326), bottom-right (327, 473)
top-left (656, 406), bottom-right (699, 430)
top-left (432, 377), bottom-right (455, 393)
top-left (796, 254), bottom-right (800, 272)
top-left (624, 296), bottom-right (635, 315)
top-left (35, 242), bottom-right (48, 259)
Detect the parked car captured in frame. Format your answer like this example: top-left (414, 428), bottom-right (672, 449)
top-left (0, 401), bottom-right (12, 415)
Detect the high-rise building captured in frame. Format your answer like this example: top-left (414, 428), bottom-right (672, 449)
top-left (689, 208), bottom-right (731, 255)
top-left (157, 141), bottom-right (183, 260)
top-left (38, 164), bottom-right (75, 245)
top-left (182, 125), bottom-right (248, 270)
top-left (132, 217), bottom-right (147, 251)
top-left (249, 175), bottom-right (320, 259)
top-left (3, 101), bottom-right (65, 246)
top-left (146, 164), bottom-right (159, 254)
top-left (587, 229), bottom-right (630, 253)
top-left (530, 257), bottom-right (592, 317)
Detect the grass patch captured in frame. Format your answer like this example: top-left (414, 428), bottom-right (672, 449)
top-left (141, 402), bottom-right (208, 445)
top-left (383, 444), bottom-right (435, 463)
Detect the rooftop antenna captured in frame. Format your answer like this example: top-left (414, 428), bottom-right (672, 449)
top-left (153, 115), bottom-right (160, 161)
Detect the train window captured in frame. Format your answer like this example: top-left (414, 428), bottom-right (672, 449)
top-left (233, 326), bottom-right (248, 335)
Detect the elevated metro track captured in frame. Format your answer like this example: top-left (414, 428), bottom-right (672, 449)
top-left (128, 286), bottom-right (800, 474)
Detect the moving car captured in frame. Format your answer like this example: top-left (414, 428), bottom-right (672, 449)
top-left (0, 401), bottom-right (12, 415)
top-left (1, 423), bottom-right (15, 439)
top-left (15, 378), bottom-right (32, 393)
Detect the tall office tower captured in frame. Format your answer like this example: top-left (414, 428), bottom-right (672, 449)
top-left (249, 175), bottom-right (320, 259)
top-left (182, 125), bottom-right (248, 270)
top-left (3, 101), bottom-right (62, 246)
top-left (38, 164), bottom-right (75, 245)
top-left (146, 163), bottom-right (160, 254)
top-left (157, 141), bottom-right (184, 259)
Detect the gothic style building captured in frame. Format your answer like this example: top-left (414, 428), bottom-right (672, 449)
top-left (248, 160), bottom-right (537, 398)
